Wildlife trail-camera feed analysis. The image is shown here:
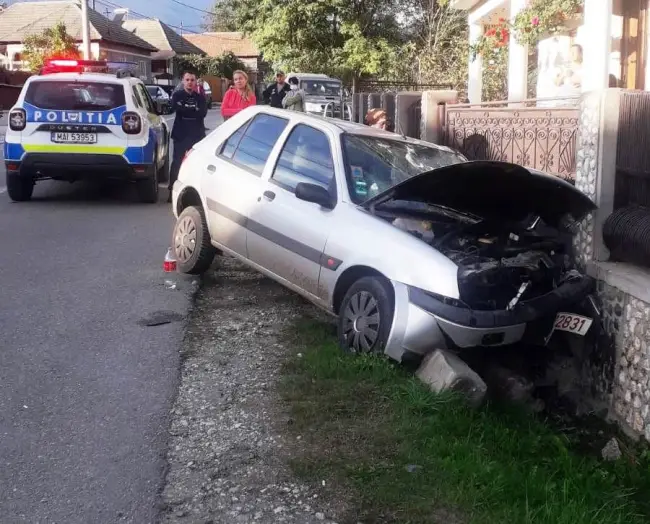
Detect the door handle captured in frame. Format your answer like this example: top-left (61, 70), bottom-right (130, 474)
top-left (207, 165), bottom-right (216, 173)
top-left (263, 190), bottom-right (276, 201)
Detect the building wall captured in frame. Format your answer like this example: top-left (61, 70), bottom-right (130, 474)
top-left (573, 88), bottom-right (650, 442)
top-left (99, 44), bottom-right (152, 82)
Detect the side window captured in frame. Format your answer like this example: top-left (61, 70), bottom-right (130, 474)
top-left (228, 114), bottom-right (288, 175)
top-left (136, 84), bottom-right (156, 114)
top-left (272, 124), bottom-right (334, 192)
top-left (220, 119), bottom-right (250, 159)
top-left (132, 86), bottom-right (143, 109)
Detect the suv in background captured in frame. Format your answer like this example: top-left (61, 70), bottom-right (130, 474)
top-left (145, 84), bottom-right (172, 114)
top-left (4, 59), bottom-right (170, 203)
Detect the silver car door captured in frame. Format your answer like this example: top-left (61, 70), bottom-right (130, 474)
top-left (204, 113), bottom-right (289, 255)
top-left (246, 123), bottom-right (339, 299)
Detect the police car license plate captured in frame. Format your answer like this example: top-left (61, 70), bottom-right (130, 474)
top-left (51, 132), bottom-right (97, 144)
top-left (553, 312), bottom-right (593, 336)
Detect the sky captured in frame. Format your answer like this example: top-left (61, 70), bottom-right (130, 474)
top-left (92, 0), bottom-right (215, 33)
top-left (8, 0), bottom-right (216, 35)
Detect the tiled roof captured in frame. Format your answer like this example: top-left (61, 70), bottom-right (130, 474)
top-left (121, 19), bottom-right (205, 58)
top-left (183, 32), bottom-right (259, 58)
top-left (0, 1), bottom-right (157, 52)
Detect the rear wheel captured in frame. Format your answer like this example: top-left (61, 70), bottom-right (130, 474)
top-left (337, 276), bottom-right (394, 355)
top-left (136, 159), bottom-right (159, 204)
top-left (7, 173), bottom-right (34, 202)
top-left (158, 145), bottom-right (170, 184)
top-left (173, 205), bottom-right (216, 274)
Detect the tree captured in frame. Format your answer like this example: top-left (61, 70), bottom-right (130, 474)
top-left (215, 0), bottom-right (407, 87)
top-left (22, 22), bottom-right (80, 72)
top-left (174, 52), bottom-right (248, 79)
top-left (206, 0), bottom-right (241, 32)
top-left (396, 0), bottom-right (469, 92)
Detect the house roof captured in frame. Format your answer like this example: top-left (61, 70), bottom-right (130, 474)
top-left (121, 19), bottom-right (205, 59)
top-left (183, 32), bottom-right (259, 58)
top-left (0, 0), bottom-right (157, 52)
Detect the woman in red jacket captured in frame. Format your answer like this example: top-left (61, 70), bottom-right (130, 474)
top-left (221, 70), bottom-right (256, 120)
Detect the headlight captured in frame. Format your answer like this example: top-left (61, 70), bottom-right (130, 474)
top-left (408, 286), bottom-right (467, 309)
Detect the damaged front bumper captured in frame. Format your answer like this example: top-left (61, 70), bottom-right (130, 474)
top-left (383, 275), bottom-right (595, 362)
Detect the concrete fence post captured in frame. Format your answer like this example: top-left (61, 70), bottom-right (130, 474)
top-left (420, 90), bottom-right (459, 145)
top-left (395, 92), bottom-right (422, 138)
top-left (574, 89), bottom-right (621, 269)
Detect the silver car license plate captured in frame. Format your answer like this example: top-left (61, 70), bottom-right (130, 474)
top-left (51, 132), bottom-right (97, 144)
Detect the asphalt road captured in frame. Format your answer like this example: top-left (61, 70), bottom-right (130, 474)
top-left (0, 109), bottom-right (222, 523)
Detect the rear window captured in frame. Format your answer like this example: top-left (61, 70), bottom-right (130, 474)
top-left (146, 86), bottom-right (158, 96)
top-left (25, 81), bottom-right (126, 111)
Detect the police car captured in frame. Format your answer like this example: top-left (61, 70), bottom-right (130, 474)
top-left (4, 59), bottom-right (170, 203)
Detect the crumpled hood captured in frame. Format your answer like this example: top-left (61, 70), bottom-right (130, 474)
top-left (361, 160), bottom-right (596, 226)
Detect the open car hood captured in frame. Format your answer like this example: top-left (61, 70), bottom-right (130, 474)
top-left (361, 161), bottom-right (596, 226)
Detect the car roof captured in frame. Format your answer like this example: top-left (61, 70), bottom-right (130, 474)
top-left (28, 72), bottom-right (136, 84)
top-left (245, 106), bottom-right (458, 154)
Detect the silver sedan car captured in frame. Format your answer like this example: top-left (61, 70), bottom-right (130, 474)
top-left (171, 106), bottom-right (597, 362)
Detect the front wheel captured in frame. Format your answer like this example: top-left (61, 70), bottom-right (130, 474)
top-left (173, 205), bottom-right (217, 275)
top-left (7, 173), bottom-right (34, 202)
top-left (337, 276), bottom-right (394, 355)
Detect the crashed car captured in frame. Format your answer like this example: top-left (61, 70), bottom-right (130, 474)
top-left (171, 106), bottom-right (597, 362)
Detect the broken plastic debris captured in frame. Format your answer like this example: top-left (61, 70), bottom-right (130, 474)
top-left (164, 279), bottom-right (177, 290)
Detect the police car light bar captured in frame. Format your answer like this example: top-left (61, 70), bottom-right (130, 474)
top-left (41, 59), bottom-right (109, 74)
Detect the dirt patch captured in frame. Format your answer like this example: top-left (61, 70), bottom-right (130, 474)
top-left (160, 256), bottom-right (349, 523)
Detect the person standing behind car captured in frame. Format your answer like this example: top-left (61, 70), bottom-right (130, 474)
top-left (262, 71), bottom-right (290, 108)
top-left (168, 70), bottom-right (208, 202)
top-left (221, 70), bottom-right (256, 121)
top-left (282, 76), bottom-right (305, 112)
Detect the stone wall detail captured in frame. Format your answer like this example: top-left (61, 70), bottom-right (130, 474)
top-left (573, 91), bottom-right (601, 269)
top-left (613, 294), bottom-right (650, 441)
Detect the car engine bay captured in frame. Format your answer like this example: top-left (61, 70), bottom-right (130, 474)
top-left (388, 208), bottom-right (584, 311)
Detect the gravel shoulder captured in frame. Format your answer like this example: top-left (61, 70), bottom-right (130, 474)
top-left (161, 256), bottom-right (346, 523)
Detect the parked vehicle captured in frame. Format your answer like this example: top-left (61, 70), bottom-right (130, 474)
top-left (170, 106), bottom-right (597, 362)
top-left (285, 73), bottom-right (345, 117)
top-left (145, 84), bottom-right (172, 114)
top-left (4, 59), bottom-right (170, 203)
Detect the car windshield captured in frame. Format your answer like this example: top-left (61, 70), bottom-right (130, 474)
top-left (25, 81), bottom-right (126, 111)
top-left (342, 134), bottom-right (467, 204)
top-left (300, 80), bottom-right (341, 96)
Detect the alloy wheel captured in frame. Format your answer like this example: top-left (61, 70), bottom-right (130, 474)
top-left (342, 291), bottom-right (381, 352)
top-left (174, 215), bottom-right (197, 263)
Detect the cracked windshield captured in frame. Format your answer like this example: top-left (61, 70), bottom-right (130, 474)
top-left (1, 0), bottom-right (649, 523)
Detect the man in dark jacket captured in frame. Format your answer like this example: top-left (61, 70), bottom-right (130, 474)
top-left (262, 71), bottom-right (290, 108)
top-left (168, 70), bottom-right (208, 201)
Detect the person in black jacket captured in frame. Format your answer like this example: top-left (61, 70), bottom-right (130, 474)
top-left (168, 70), bottom-right (208, 201)
top-left (262, 71), bottom-right (290, 108)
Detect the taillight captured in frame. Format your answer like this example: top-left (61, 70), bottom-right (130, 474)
top-left (121, 111), bottom-right (142, 134)
top-left (9, 108), bottom-right (26, 131)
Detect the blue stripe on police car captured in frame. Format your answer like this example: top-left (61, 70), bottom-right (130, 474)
top-left (23, 103), bottom-right (127, 125)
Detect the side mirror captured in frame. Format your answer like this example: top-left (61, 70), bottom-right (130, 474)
top-left (295, 182), bottom-right (334, 209)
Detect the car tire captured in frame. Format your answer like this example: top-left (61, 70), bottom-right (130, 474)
top-left (7, 173), bottom-right (34, 202)
top-left (136, 158), bottom-right (159, 204)
top-left (337, 276), bottom-right (394, 355)
top-left (158, 145), bottom-right (170, 184)
top-left (173, 205), bottom-right (217, 275)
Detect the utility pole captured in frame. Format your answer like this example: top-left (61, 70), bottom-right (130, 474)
top-left (80, 0), bottom-right (91, 60)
